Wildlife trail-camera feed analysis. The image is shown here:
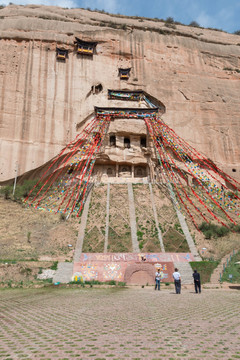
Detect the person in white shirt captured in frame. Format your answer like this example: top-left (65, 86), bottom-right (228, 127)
top-left (155, 268), bottom-right (163, 291)
top-left (172, 268), bottom-right (181, 294)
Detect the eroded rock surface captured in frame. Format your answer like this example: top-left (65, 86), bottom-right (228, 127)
top-left (0, 4), bottom-right (239, 182)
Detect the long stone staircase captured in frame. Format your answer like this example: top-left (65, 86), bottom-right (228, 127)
top-left (53, 182), bottom-right (199, 284)
top-left (174, 261), bottom-right (194, 284)
top-left (209, 249), bottom-right (238, 285)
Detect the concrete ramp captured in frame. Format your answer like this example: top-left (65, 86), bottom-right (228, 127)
top-left (52, 262), bottom-right (73, 284)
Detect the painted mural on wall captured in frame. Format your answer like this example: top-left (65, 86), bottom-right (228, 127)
top-left (103, 263), bottom-right (123, 280)
top-left (78, 252), bottom-right (194, 263)
top-left (73, 258), bottom-right (176, 283)
top-left (73, 264), bottom-right (98, 282)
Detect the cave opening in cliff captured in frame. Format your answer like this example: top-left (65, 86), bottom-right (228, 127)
top-left (124, 137), bottom-right (131, 148)
top-left (56, 47), bottom-right (68, 61)
top-left (110, 135), bottom-right (116, 147)
top-left (107, 167), bottom-right (115, 176)
top-left (140, 136), bottom-right (147, 148)
top-left (23, 88), bottom-right (239, 229)
top-left (92, 83), bottom-right (103, 94)
top-left (75, 37), bottom-right (97, 56)
top-left (119, 68), bottom-right (131, 80)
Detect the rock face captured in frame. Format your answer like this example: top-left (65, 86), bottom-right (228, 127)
top-left (0, 4), bottom-right (239, 182)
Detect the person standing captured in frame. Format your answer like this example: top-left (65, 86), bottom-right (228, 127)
top-left (172, 268), bottom-right (181, 294)
top-left (192, 269), bottom-right (201, 293)
top-left (155, 268), bottom-right (162, 291)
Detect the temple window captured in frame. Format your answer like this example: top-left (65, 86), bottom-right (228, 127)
top-left (140, 136), bottom-right (147, 148)
top-left (134, 167), bottom-right (146, 177)
top-left (56, 48), bottom-right (68, 61)
top-left (110, 135), bottom-right (116, 147)
top-left (119, 68), bottom-right (131, 80)
top-left (121, 166), bottom-right (130, 173)
top-left (124, 137), bottom-right (131, 148)
top-left (107, 168), bottom-right (113, 176)
top-left (75, 37), bottom-right (97, 56)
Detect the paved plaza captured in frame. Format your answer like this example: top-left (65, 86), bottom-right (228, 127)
top-left (0, 287), bottom-right (240, 360)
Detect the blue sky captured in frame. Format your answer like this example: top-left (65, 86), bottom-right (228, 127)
top-left (1, 0), bottom-right (240, 33)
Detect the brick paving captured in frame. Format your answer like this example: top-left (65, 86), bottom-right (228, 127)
top-left (0, 287), bottom-right (240, 360)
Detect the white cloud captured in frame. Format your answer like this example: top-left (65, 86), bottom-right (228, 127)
top-left (0, 0), bottom-right (78, 7)
top-left (196, 7), bottom-right (237, 32)
top-left (196, 11), bottom-right (215, 29)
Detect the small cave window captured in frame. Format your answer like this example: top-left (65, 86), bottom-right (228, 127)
top-left (119, 68), bottom-right (131, 80)
top-left (136, 168), bottom-right (143, 176)
top-left (121, 166), bottom-right (130, 173)
top-left (124, 137), bottom-right (131, 149)
top-left (77, 44), bottom-right (94, 55)
top-left (140, 136), bottom-right (147, 148)
top-left (107, 168), bottom-right (113, 175)
top-left (232, 168), bottom-right (237, 172)
top-left (75, 37), bottom-right (97, 56)
top-left (110, 135), bottom-right (116, 147)
top-left (56, 48), bottom-right (68, 61)
top-left (135, 167), bottom-right (146, 177)
top-left (91, 83), bottom-right (103, 94)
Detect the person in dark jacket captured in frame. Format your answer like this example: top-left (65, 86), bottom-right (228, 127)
top-left (192, 269), bottom-right (201, 293)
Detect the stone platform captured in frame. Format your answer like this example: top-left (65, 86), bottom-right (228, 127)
top-left (72, 252), bottom-right (195, 285)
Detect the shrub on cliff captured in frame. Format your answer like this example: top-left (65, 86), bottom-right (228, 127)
top-left (199, 222), bottom-right (230, 239)
top-left (165, 17), bottom-right (174, 24)
top-left (0, 179), bottom-right (44, 201)
top-left (0, 185), bottom-right (11, 199)
top-left (13, 179), bottom-right (43, 200)
top-left (189, 21), bottom-right (200, 28)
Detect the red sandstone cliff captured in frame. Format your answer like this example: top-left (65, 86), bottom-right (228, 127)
top-left (0, 4), bottom-right (239, 182)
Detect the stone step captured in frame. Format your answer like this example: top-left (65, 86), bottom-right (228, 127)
top-left (127, 183), bottom-right (140, 253)
top-left (52, 262), bottom-right (73, 284)
top-left (73, 190), bottom-right (92, 262)
top-left (174, 261), bottom-right (193, 284)
top-left (167, 183), bottom-right (201, 261)
top-left (209, 250), bottom-right (238, 284)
